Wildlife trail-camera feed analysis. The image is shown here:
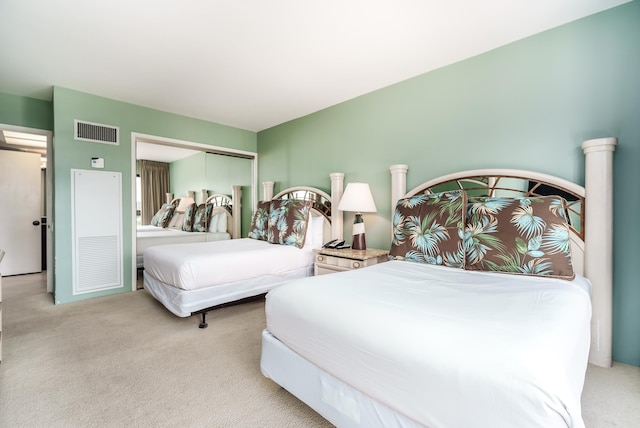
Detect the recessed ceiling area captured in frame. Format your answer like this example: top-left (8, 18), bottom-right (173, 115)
top-left (0, 130), bottom-right (47, 169)
top-left (136, 141), bottom-right (201, 163)
top-left (0, 1), bottom-right (631, 132)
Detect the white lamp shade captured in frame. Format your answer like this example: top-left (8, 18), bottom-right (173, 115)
top-left (176, 196), bottom-right (196, 212)
top-left (338, 182), bottom-right (377, 213)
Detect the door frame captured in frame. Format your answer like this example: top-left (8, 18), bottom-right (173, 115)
top-left (0, 123), bottom-right (53, 292)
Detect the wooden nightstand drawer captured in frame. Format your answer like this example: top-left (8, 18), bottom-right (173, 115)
top-left (313, 248), bottom-right (389, 276)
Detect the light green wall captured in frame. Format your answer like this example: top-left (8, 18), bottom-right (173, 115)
top-left (53, 87), bottom-right (256, 304)
top-left (258, 2), bottom-right (640, 366)
top-left (0, 92), bottom-right (53, 130)
top-left (170, 153), bottom-right (207, 200)
top-left (170, 152), bottom-right (253, 235)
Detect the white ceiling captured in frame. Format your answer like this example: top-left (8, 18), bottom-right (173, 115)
top-left (136, 141), bottom-right (201, 162)
top-left (0, 0), bottom-right (630, 132)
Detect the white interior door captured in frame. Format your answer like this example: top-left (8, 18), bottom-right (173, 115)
top-left (0, 150), bottom-right (42, 275)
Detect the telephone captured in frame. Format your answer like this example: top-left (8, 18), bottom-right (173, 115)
top-left (322, 239), bottom-right (350, 249)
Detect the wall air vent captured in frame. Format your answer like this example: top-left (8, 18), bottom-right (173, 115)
top-left (74, 120), bottom-right (119, 145)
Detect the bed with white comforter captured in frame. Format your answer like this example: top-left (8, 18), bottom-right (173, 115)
top-left (260, 138), bottom-right (617, 428)
top-left (263, 261), bottom-right (591, 428)
top-left (143, 238), bottom-right (316, 316)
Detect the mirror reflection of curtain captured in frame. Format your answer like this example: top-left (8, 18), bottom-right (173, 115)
top-left (140, 160), bottom-right (170, 225)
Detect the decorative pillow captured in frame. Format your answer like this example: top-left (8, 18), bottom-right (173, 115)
top-left (267, 199), bottom-right (312, 248)
top-left (217, 209), bottom-right (228, 233)
top-left (208, 208), bottom-right (229, 233)
top-left (464, 196), bottom-right (575, 279)
top-left (150, 203), bottom-right (175, 228)
top-left (247, 201), bottom-right (271, 240)
top-left (303, 213), bottom-right (326, 249)
top-left (181, 203), bottom-right (197, 232)
top-left (209, 212), bottom-right (220, 232)
top-left (192, 203), bottom-right (213, 232)
top-left (389, 191), bottom-right (466, 267)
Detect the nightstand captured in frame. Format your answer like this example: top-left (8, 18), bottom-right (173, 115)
top-left (313, 248), bottom-right (389, 275)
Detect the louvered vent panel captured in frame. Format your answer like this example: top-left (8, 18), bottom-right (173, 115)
top-left (77, 236), bottom-right (120, 290)
top-left (74, 120), bottom-right (119, 145)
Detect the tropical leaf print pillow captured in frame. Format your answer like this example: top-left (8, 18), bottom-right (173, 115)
top-left (181, 202), bottom-right (197, 232)
top-left (150, 203), bottom-right (175, 228)
top-left (248, 201), bottom-right (271, 241)
top-left (192, 203), bottom-right (213, 232)
top-left (464, 196), bottom-right (575, 279)
top-left (267, 199), bottom-right (312, 248)
top-left (389, 190), bottom-right (466, 268)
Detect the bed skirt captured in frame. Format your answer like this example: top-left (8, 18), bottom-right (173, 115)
top-left (260, 329), bottom-right (423, 428)
top-left (143, 266), bottom-right (313, 317)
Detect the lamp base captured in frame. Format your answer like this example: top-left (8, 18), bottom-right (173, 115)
top-left (351, 213), bottom-right (367, 250)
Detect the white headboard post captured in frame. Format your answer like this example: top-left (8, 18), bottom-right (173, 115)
top-left (330, 172), bottom-right (345, 241)
top-left (582, 137), bottom-right (617, 368)
top-left (165, 193), bottom-right (173, 204)
top-left (390, 164), bottom-right (409, 239)
top-left (231, 185), bottom-right (242, 239)
top-left (390, 164), bottom-right (409, 213)
top-left (262, 181), bottom-right (274, 201)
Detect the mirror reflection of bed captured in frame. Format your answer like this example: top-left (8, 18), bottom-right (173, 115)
top-left (134, 136), bottom-right (255, 288)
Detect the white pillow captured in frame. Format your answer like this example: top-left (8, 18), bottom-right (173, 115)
top-left (208, 213), bottom-right (218, 232)
top-left (217, 211), bottom-right (228, 233)
top-left (303, 213), bottom-right (325, 249)
top-left (208, 209), bottom-right (229, 233)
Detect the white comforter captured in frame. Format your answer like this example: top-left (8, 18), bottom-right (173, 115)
top-left (143, 238), bottom-right (315, 291)
top-left (265, 260), bottom-right (592, 428)
top-left (137, 229), bottom-right (229, 256)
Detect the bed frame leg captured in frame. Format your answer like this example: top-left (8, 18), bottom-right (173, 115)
top-left (199, 312), bottom-right (208, 329)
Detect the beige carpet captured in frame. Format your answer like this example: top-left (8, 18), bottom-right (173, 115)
top-left (1, 273), bottom-right (639, 428)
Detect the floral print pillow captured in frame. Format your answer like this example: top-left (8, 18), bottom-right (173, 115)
top-left (192, 203), bottom-right (213, 232)
top-left (150, 203), bottom-right (175, 228)
top-left (181, 203), bottom-right (197, 232)
top-left (389, 191), bottom-right (466, 267)
top-left (248, 201), bottom-right (271, 240)
top-left (267, 199), bottom-right (312, 248)
top-left (464, 196), bottom-right (575, 279)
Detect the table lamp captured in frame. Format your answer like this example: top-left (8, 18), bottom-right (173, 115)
top-left (338, 182), bottom-right (377, 250)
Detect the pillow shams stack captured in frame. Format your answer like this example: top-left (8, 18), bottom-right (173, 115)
top-left (389, 193), bottom-right (575, 280)
top-left (248, 199), bottom-right (313, 249)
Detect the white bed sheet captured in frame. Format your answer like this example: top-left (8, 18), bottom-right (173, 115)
top-left (143, 238), bottom-right (315, 291)
top-left (136, 225), bottom-right (166, 233)
top-left (136, 229), bottom-right (229, 268)
top-left (264, 260), bottom-right (592, 428)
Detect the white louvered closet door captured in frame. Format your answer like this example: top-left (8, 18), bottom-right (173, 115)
top-left (71, 169), bottom-right (123, 295)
